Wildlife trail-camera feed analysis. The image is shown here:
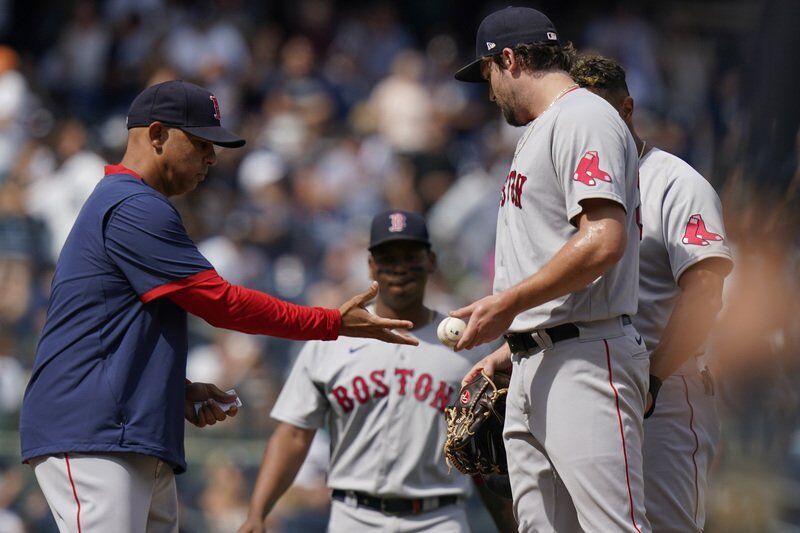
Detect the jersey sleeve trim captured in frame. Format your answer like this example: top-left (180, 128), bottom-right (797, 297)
top-left (270, 411), bottom-right (324, 430)
top-left (673, 251), bottom-right (733, 283)
top-left (566, 192), bottom-right (627, 222)
top-left (140, 268), bottom-right (218, 303)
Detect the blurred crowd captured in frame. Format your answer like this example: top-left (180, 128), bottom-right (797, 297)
top-left (0, 0), bottom-right (797, 531)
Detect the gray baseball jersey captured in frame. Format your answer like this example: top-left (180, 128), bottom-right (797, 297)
top-left (635, 147), bottom-right (732, 369)
top-left (496, 88), bottom-right (650, 532)
top-left (271, 311), bottom-right (487, 498)
top-left (637, 147), bottom-right (731, 532)
top-left (493, 88), bottom-right (641, 331)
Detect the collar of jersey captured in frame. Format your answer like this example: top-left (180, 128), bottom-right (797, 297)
top-left (104, 164), bottom-right (143, 180)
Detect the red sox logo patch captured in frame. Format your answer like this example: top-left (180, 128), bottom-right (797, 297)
top-left (682, 214), bottom-right (722, 246)
top-left (209, 95), bottom-right (221, 121)
top-left (573, 151), bottom-right (611, 186)
top-left (388, 212), bottom-right (407, 232)
top-left (460, 390), bottom-right (471, 404)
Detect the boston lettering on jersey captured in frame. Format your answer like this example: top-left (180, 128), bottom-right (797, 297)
top-left (501, 170), bottom-right (528, 208)
top-left (331, 368), bottom-right (455, 413)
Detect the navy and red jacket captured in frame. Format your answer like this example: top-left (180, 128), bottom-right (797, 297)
top-left (20, 165), bottom-right (340, 473)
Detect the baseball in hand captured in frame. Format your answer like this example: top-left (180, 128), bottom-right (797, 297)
top-left (438, 317), bottom-right (467, 348)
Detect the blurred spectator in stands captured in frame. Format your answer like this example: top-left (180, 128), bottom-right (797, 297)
top-left (106, 11), bottom-right (162, 111)
top-left (233, 148), bottom-right (311, 271)
top-left (243, 25), bottom-right (283, 108)
top-left (164, 7), bottom-right (249, 125)
top-left (200, 453), bottom-right (251, 532)
top-left (425, 33), bottom-right (477, 136)
top-left (25, 119), bottom-right (106, 262)
top-left (0, 509), bottom-right (27, 533)
top-left (313, 135), bottom-right (384, 223)
top-left (40, 0), bottom-right (111, 121)
top-left (0, 459), bottom-right (24, 533)
top-left (368, 50), bottom-right (435, 156)
top-left (187, 330), bottom-right (263, 393)
top-left (322, 50), bottom-right (369, 119)
top-left (0, 47), bottom-right (30, 182)
top-left (0, 500), bottom-right (23, 531)
top-left (584, 6), bottom-right (664, 111)
top-left (262, 35), bottom-right (335, 146)
top-left (288, 0), bottom-right (335, 52)
top-left (0, 330), bottom-right (24, 416)
top-left (103, 0), bottom-right (163, 24)
top-left (0, 179), bottom-right (47, 330)
top-left (333, 2), bottom-right (411, 82)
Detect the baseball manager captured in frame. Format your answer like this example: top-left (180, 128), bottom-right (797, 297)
top-left (19, 80), bottom-right (416, 533)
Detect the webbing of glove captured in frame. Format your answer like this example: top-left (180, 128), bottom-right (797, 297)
top-left (443, 370), bottom-right (510, 476)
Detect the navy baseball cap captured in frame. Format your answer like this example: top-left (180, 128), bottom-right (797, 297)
top-left (455, 6), bottom-right (560, 83)
top-left (369, 210), bottom-right (430, 251)
top-left (126, 80), bottom-right (246, 148)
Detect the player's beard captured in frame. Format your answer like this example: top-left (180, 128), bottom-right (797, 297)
top-left (498, 99), bottom-right (528, 127)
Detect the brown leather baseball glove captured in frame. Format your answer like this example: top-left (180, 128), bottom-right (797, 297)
top-left (443, 370), bottom-right (510, 476)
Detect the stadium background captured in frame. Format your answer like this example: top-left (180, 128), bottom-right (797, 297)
top-left (0, 0), bottom-right (797, 531)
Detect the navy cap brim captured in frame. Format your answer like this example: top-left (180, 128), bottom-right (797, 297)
top-left (368, 235), bottom-right (430, 252)
top-left (179, 125), bottom-right (246, 148)
top-left (455, 58), bottom-right (487, 83)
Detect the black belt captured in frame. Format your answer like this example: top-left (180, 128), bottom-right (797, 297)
top-left (332, 489), bottom-right (458, 515)
top-left (505, 315), bottom-right (632, 354)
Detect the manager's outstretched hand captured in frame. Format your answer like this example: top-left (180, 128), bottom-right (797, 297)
top-left (339, 282), bottom-right (419, 346)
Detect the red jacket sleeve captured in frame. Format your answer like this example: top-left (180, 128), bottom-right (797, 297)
top-left (166, 270), bottom-right (341, 341)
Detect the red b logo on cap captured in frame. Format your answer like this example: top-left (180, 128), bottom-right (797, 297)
top-left (210, 95), bottom-right (221, 121)
top-left (388, 212), bottom-right (407, 233)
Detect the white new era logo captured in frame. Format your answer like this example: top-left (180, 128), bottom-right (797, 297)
top-left (486, 42), bottom-right (496, 50)
top-left (547, 32), bottom-right (557, 40)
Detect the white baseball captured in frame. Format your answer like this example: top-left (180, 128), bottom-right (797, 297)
top-left (437, 317), bottom-right (466, 348)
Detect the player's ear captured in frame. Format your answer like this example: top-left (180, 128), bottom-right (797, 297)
top-left (620, 96), bottom-right (634, 121)
top-left (501, 48), bottom-right (516, 73)
top-left (427, 250), bottom-right (437, 273)
top-left (367, 254), bottom-right (378, 281)
top-left (148, 122), bottom-right (168, 152)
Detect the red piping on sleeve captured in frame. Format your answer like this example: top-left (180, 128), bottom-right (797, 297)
top-left (166, 270), bottom-right (341, 341)
top-left (141, 269), bottom-right (219, 303)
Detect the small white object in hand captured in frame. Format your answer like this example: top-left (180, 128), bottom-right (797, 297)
top-left (194, 388), bottom-right (243, 415)
top-left (437, 317), bottom-right (467, 348)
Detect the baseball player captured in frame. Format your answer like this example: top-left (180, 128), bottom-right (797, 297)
top-left (453, 7), bottom-right (650, 532)
top-left (572, 55), bottom-right (733, 532)
top-left (238, 210), bottom-right (516, 533)
top-left (19, 81), bottom-right (417, 533)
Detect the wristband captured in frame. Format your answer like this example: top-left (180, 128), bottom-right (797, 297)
top-left (644, 374), bottom-right (662, 419)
